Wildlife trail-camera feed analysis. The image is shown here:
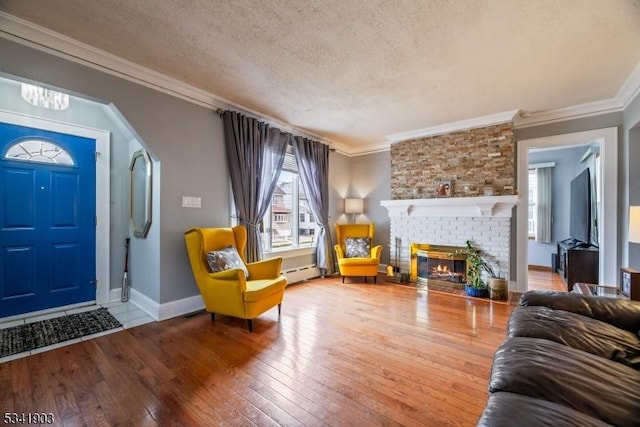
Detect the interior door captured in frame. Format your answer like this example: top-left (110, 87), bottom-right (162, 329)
top-left (0, 122), bottom-right (96, 318)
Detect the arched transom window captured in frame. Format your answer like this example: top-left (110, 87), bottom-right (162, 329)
top-left (4, 139), bottom-right (75, 166)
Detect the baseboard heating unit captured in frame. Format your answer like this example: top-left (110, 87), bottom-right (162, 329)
top-left (283, 264), bottom-right (320, 284)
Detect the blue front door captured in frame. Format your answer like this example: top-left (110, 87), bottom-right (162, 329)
top-left (0, 122), bottom-right (96, 318)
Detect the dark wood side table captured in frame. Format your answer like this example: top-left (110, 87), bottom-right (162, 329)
top-left (557, 240), bottom-right (599, 292)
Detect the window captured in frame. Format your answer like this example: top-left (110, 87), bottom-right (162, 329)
top-left (4, 139), bottom-right (74, 166)
top-left (528, 168), bottom-right (537, 237)
top-left (262, 145), bottom-right (318, 251)
top-left (274, 214), bottom-right (288, 223)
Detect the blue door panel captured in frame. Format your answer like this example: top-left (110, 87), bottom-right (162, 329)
top-left (0, 122), bottom-right (96, 318)
top-left (1, 246), bottom-right (36, 299)
top-left (51, 243), bottom-right (79, 291)
top-left (3, 168), bottom-right (35, 228)
top-left (51, 172), bottom-right (78, 227)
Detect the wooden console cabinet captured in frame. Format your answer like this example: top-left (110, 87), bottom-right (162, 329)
top-left (557, 239), bottom-right (599, 292)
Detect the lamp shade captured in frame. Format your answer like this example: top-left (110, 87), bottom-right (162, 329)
top-left (630, 206), bottom-right (640, 243)
top-left (344, 198), bottom-right (364, 214)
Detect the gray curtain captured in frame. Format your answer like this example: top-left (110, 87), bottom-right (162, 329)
top-left (535, 166), bottom-right (553, 243)
top-left (292, 136), bottom-right (335, 275)
top-left (222, 110), bottom-right (289, 262)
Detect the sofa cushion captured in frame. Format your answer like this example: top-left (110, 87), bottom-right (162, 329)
top-left (508, 306), bottom-right (640, 369)
top-left (519, 290), bottom-right (640, 334)
top-left (337, 257), bottom-right (379, 267)
top-left (344, 237), bottom-right (370, 258)
top-left (489, 337), bottom-right (640, 427)
top-left (207, 245), bottom-right (249, 278)
top-left (477, 392), bottom-right (612, 427)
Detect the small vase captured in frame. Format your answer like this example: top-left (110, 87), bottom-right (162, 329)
top-left (488, 278), bottom-right (508, 300)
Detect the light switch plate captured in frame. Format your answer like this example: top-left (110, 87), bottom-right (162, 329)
top-left (182, 196), bottom-right (201, 208)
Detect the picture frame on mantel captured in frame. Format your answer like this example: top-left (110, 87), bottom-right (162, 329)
top-left (435, 180), bottom-right (452, 197)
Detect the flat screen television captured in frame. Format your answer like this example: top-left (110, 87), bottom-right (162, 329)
top-left (569, 168), bottom-right (591, 244)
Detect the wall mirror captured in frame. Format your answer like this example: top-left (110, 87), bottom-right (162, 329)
top-left (129, 149), bottom-right (152, 238)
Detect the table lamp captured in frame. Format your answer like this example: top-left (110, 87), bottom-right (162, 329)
top-left (345, 198), bottom-right (364, 224)
top-left (621, 206), bottom-right (640, 300)
top-left (629, 206), bottom-right (640, 244)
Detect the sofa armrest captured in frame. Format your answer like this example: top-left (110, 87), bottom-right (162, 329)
top-left (246, 257), bottom-right (282, 280)
top-left (520, 290), bottom-right (640, 333)
top-left (334, 244), bottom-right (345, 259)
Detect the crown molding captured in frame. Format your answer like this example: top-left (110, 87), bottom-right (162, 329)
top-left (386, 110), bottom-right (520, 144)
top-left (0, 11), bottom-right (343, 150)
top-left (515, 59), bottom-right (640, 128)
top-left (0, 12), bottom-right (230, 110)
top-left (514, 98), bottom-right (624, 128)
top-left (344, 142), bottom-right (393, 157)
top-left (617, 60), bottom-right (640, 109)
top-left (2, 11), bottom-right (639, 155)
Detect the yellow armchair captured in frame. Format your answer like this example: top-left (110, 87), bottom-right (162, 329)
top-left (334, 223), bottom-right (382, 283)
top-left (184, 226), bottom-right (287, 332)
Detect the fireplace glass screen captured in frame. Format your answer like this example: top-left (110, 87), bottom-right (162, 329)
top-left (418, 257), bottom-right (466, 284)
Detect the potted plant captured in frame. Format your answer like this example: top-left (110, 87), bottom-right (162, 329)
top-left (456, 240), bottom-right (495, 298)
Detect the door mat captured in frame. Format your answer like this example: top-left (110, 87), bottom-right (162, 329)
top-left (0, 308), bottom-right (122, 358)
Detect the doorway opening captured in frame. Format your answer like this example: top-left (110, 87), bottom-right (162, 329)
top-left (516, 127), bottom-right (618, 292)
top-left (0, 110), bottom-right (111, 313)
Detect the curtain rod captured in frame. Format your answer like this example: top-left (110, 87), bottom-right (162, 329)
top-left (216, 108), bottom-right (334, 150)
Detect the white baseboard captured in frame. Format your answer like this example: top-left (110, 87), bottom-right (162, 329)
top-left (156, 293), bottom-right (205, 321)
top-left (128, 288), bottom-right (160, 320)
top-left (109, 288), bottom-right (121, 302)
top-left (111, 287), bottom-right (204, 321)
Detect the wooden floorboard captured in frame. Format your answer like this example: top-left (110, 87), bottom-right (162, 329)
top-left (2, 275), bottom-right (523, 426)
top-left (527, 269), bottom-right (567, 292)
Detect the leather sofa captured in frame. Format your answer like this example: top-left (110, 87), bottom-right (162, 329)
top-left (478, 291), bottom-right (640, 427)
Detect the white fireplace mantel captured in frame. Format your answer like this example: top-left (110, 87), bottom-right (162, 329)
top-left (381, 195), bottom-right (519, 218)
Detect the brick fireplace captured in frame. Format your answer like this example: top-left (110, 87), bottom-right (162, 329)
top-left (385, 121), bottom-right (518, 290)
top-left (411, 243), bottom-right (467, 288)
top-left (381, 196), bottom-right (518, 288)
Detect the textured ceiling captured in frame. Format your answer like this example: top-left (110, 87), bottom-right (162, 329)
top-left (1, 0), bottom-right (640, 152)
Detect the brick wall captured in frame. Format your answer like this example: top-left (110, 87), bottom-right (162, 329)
top-left (389, 215), bottom-right (511, 280)
top-left (390, 123), bottom-right (516, 199)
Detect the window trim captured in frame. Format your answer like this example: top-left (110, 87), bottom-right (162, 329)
top-left (262, 145), bottom-right (318, 254)
top-left (528, 168), bottom-right (537, 238)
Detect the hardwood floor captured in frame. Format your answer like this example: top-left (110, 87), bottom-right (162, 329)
top-left (527, 268), bottom-right (567, 292)
top-left (1, 276), bottom-right (515, 426)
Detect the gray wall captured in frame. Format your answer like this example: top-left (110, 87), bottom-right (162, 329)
top-left (0, 37), bottom-right (228, 304)
top-left (0, 37), bottom-right (353, 306)
top-left (328, 150), bottom-right (353, 269)
top-left (624, 92), bottom-right (640, 269)
top-left (527, 146), bottom-right (585, 267)
top-left (349, 151), bottom-right (391, 266)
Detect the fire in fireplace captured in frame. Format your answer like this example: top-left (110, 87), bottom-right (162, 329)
top-left (428, 262), bottom-right (464, 282)
top-left (410, 243), bottom-right (467, 288)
